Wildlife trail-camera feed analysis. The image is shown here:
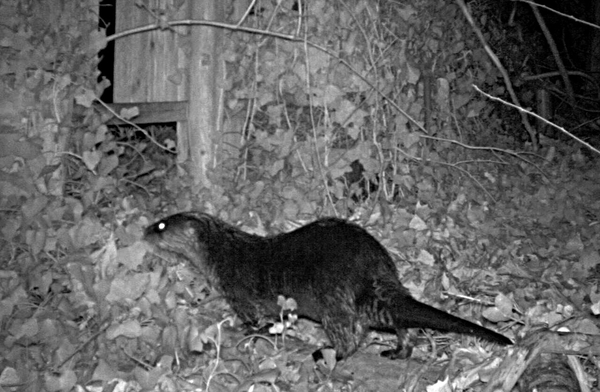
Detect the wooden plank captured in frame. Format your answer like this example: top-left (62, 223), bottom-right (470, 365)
top-left (114, 1), bottom-right (149, 102)
top-left (101, 101), bottom-right (188, 124)
top-left (114, 0), bottom-right (189, 103)
top-left (147, 0), bottom-right (189, 102)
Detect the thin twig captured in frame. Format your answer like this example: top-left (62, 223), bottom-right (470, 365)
top-left (474, 86), bottom-right (600, 156)
top-left (515, 0), bottom-right (600, 30)
top-left (235, 0), bottom-right (257, 28)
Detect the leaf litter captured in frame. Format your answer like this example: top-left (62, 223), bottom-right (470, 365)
top-left (1, 156), bottom-right (599, 391)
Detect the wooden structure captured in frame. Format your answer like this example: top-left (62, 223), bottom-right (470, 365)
top-left (108, 0), bottom-right (224, 185)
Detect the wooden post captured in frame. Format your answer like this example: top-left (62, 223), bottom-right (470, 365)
top-left (187, 0), bottom-right (223, 186)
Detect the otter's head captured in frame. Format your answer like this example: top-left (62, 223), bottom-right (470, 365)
top-left (144, 212), bottom-right (215, 265)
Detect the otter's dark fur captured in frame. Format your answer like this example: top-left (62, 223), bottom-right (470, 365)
top-left (144, 212), bottom-right (511, 359)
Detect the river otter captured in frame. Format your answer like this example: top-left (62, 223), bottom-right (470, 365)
top-left (144, 211), bottom-right (511, 359)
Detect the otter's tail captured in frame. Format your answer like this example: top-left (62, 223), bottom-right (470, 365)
top-left (397, 297), bottom-right (512, 345)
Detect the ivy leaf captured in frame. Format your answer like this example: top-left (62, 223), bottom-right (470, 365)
top-left (277, 295), bottom-right (297, 311)
top-left (44, 369), bottom-right (76, 392)
top-left (580, 250), bottom-right (600, 271)
top-left (106, 319), bottom-right (142, 339)
top-left (306, 46), bottom-right (330, 71)
top-left (89, 29), bottom-right (107, 54)
top-left (74, 87), bottom-right (96, 108)
top-left (320, 348), bottom-right (337, 371)
top-left (494, 293), bottom-right (514, 315)
top-left (106, 273), bottom-right (150, 302)
top-left (82, 150), bottom-right (101, 171)
top-left (9, 317), bottom-right (38, 339)
top-left (0, 367), bottom-right (20, 385)
top-left (39, 163), bottom-right (60, 177)
top-left (571, 319), bottom-right (600, 336)
top-left (119, 106), bottom-right (139, 120)
top-left (25, 228), bottom-right (46, 255)
top-left (116, 242), bottom-right (148, 271)
top-left (482, 307), bottom-right (510, 323)
top-left (188, 325), bottom-right (205, 353)
top-left (268, 322), bottom-right (285, 335)
top-left (98, 154), bottom-right (119, 176)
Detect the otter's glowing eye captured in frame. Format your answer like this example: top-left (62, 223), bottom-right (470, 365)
top-left (157, 222), bottom-right (166, 231)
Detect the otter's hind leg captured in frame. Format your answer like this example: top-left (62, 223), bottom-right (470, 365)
top-left (381, 328), bottom-right (414, 359)
top-left (321, 311), bottom-right (367, 359)
top-left (361, 279), bottom-right (417, 359)
top-left (319, 292), bottom-right (368, 360)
